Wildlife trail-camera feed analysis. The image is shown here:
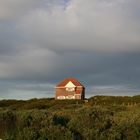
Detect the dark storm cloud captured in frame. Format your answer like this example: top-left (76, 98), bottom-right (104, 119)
top-left (52, 52), bottom-right (140, 86)
top-left (0, 0), bottom-right (140, 99)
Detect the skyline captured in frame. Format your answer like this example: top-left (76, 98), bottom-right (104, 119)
top-left (0, 0), bottom-right (140, 99)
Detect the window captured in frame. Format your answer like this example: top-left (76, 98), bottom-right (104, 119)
top-left (66, 87), bottom-right (75, 92)
top-left (57, 96), bottom-right (65, 99)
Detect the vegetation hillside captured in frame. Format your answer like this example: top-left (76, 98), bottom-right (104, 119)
top-left (0, 95), bottom-right (140, 140)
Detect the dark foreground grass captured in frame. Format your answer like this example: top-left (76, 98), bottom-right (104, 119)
top-left (0, 95), bottom-right (140, 140)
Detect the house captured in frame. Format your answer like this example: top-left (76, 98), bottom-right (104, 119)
top-left (55, 77), bottom-right (85, 100)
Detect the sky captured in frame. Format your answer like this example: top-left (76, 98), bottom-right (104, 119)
top-left (0, 0), bottom-right (140, 99)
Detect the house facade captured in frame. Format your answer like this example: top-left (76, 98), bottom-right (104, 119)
top-left (55, 78), bottom-right (85, 100)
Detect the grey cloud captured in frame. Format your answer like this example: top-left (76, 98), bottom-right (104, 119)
top-left (0, 0), bottom-right (140, 99)
top-left (0, 0), bottom-right (41, 21)
top-left (0, 44), bottom-right (59, 80)
top-left (19, 0), bottom-right (140, 52)
top-left (0, 0), bottom-right (70, 21)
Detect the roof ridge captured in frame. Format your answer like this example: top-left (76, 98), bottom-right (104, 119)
top-left (56, 77), bottom-right (84, 87)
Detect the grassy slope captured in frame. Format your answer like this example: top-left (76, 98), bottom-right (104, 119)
top-left (0, 95), bottom-right (140, 140)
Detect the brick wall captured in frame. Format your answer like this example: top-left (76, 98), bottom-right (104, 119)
top-left (55, 87), bottom-right (85, 100)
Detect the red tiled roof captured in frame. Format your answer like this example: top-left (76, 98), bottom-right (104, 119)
top-left (56, 77), bottom-right (84, 87)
